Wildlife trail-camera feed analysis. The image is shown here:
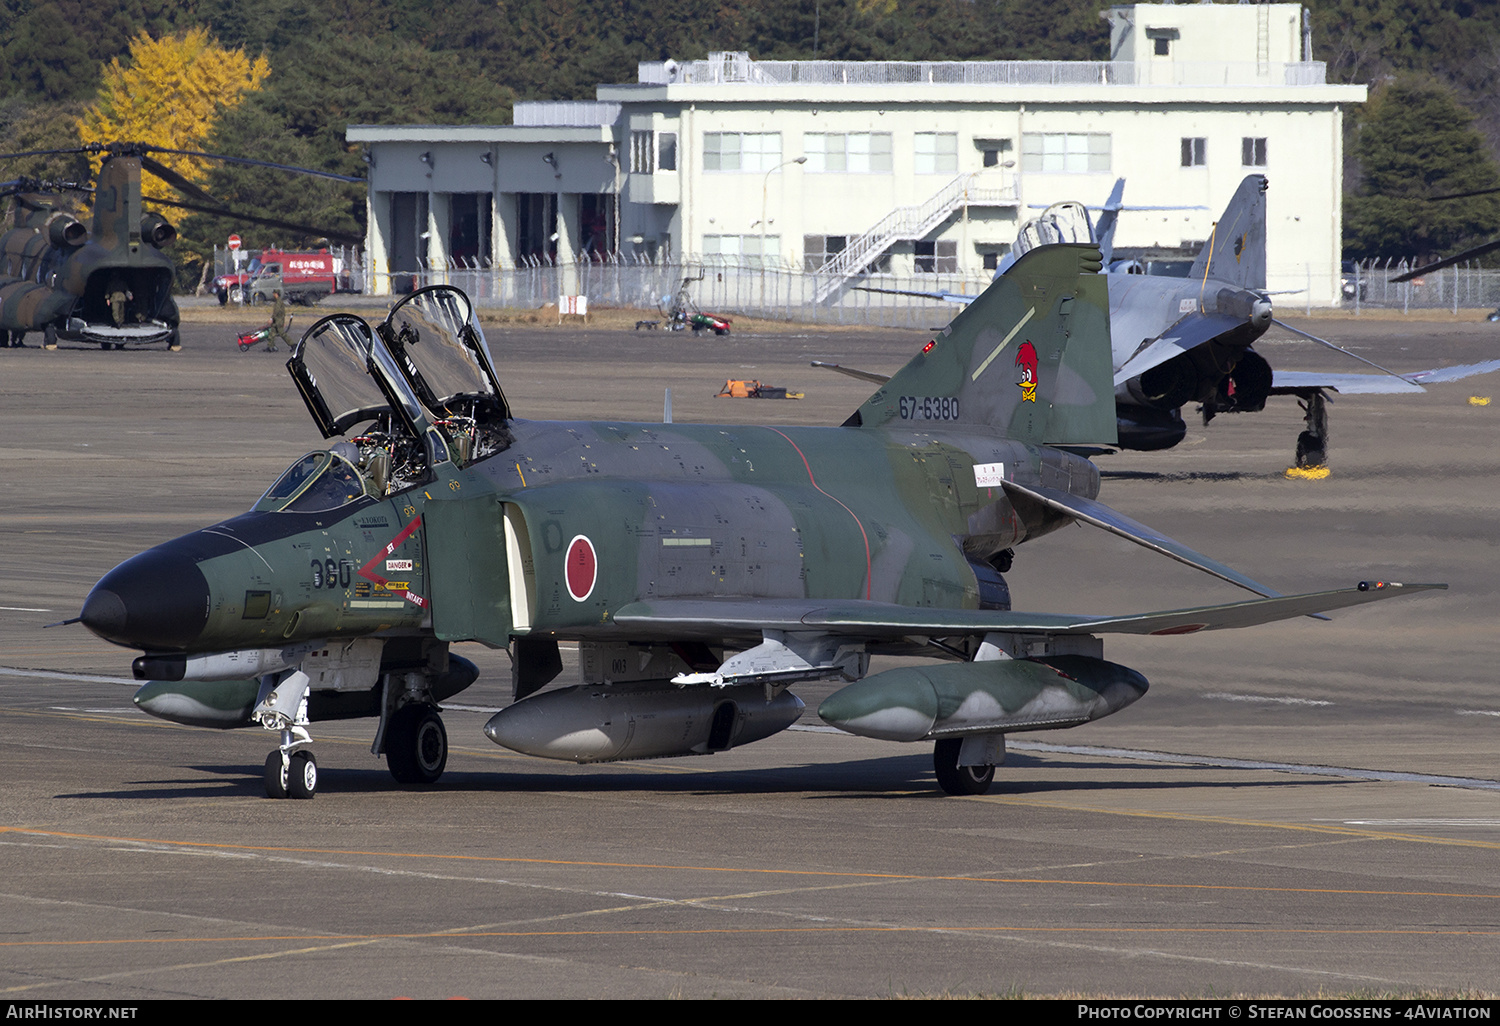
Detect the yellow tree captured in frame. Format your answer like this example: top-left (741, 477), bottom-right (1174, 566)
top-left (77, 28), bottom-right (270, 191)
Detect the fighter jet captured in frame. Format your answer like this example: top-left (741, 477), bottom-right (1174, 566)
top-left (75, 248), bottom-right (1437, 799)
top-left (848, 175), bottom-right (1500, 466)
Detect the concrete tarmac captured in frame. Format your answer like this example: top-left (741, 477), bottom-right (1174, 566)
top-left (1, 312), bottom-right (1498, 999)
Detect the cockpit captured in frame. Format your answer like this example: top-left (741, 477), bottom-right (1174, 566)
top-left (253, 449), bottom-right (378, 514)
top-left (267, 286), bottom-right (511, 511)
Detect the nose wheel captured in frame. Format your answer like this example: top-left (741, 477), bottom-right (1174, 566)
top-left (264, 748), bottom-right (318, 799)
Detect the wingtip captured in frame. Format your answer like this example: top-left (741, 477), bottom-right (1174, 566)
top-left (1355, 580), bottom-right (1447, 592)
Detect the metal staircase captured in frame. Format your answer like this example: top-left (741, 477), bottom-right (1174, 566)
top-left (813, 173), bottom-right (1015, 303)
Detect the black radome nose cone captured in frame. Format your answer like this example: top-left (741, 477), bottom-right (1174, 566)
top-left (80, 545), bottom-right (211, 650)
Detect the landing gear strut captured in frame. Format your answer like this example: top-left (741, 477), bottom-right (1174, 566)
top-left (1295, 390), bottom-right (1329, 469)
top-left (254, 670), bottom-right (318, 799)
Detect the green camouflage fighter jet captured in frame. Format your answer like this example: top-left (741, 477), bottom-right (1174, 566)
top-left (77, 246), bottom-right (1440, 799)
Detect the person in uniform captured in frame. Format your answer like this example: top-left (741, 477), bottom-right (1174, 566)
top-left (105, 276), bottom-right (132, 327)
top-left (267, 289), bottom-right (291, 352)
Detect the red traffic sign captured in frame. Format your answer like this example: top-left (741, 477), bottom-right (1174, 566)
top-left (227, 234), bottom-right (242, 251)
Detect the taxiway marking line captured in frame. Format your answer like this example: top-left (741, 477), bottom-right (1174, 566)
top-left (3, 828), bottom-right (1496, 900)
top-left (0, 940), bottom-right (384, 995)
top-left (973, 794), bottom-right (1500, 850)
top-left (3, 925), bottom-right (1497, 953)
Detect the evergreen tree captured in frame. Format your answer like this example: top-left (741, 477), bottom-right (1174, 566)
top-left (2, 4), bottom-right (98, 102)
top-left (1344, 76), bottom-right (1500, 260)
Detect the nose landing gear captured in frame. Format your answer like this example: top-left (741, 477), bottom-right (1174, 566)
top-left (254, 670), bottom-right (319, 799)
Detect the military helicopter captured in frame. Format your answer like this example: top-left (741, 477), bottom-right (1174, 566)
top-left (0, 141), bottom-right (360, 350)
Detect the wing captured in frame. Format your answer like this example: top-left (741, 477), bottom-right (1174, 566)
top-left (1271, 359), bottom-right (1500, 395)
top-left (852, 285), bottom-right (977, 305)
top-left (611, 582), bottom-right (1442, 642)
top-left (1270, 371), bottom-right (1422, 395)
top-left (1113, 312), bottom-right (1246, 385)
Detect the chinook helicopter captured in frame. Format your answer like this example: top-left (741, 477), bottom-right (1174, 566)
top-left (76, 254), bottom-right (1438, 800)
top-left (0, 141), bottom-right (360, 350)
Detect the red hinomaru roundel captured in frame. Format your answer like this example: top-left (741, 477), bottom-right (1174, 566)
top-left (565, 535), bottom-right (597, 601)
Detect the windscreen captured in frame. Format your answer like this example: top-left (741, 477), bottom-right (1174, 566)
top-left (254, 451), bottom-right (375, 513)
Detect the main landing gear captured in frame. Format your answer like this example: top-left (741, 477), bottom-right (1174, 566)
top-left (932, 734), bottom-right (1006, 796)
top-left (384, 703), bottom-right (448, 784)
top-left (1294, 390), bottom-right (1330, 469)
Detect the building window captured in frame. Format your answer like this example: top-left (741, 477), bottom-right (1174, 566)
top-left (1242, 137), bottom-right (1267, 167)
top-left (978, 138), bottom-right (1013, 168)
top-left (980, 246), bottom-right (1009, 271)
top-left (1146, 27), bottom-right (1179, 56)
top-left (914, 240), bottom-right (957, 274)
top-left (804, 133), bottom-right (892, 174)
top-left (915, 133), bottom-right (958, 175)
top-left (704, 132), bottom-right (782, 173)
top-left (704, 234), bottom-right (779, 259)
top-left (658, 133), bottom-right (677, 171)
top-left (630, 131), bottom-right (654, 174)
top-left (1021, 133), bottom-right (1110, 174)
top-left (803, 235), bottom-right (848, 270)
top-left (1181, 138), bottom-right (1207, 167)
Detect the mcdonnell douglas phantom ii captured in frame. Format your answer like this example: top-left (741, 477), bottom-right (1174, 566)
top-left (850, 175), bottom-right (1500, 468)
top-left (77, 246), bottom-right (1437, 799)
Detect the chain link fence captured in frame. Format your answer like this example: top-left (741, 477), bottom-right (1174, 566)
top-left (212, 249), bottom-right (1500, 322)
top-left (367, 253), bottom-right (993, 328)
top-left (1339, 259), bottom-right (1500, 314)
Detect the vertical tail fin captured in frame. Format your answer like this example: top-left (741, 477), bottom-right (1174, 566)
top-left (1093, 178), bottom-right (1127, 265)
top-left (852, 244), bottom-right (1116, 446)
top-left (1188, 174), bottom-right (1268, 290)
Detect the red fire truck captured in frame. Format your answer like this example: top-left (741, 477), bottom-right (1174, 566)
top-left (214, 248), bottom-right (350, 305)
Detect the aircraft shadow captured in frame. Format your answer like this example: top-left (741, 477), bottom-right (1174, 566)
top-left (1100, 469), bottom-right (1260, 483)
top-left (57, 752), bottom-right (1347, 801)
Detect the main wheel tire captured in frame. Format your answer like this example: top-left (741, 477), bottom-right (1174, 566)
top-left (933, 739), bottom-right (995, 796)
top-left (1295, 431), bottom-right (1326, 468)
top-left (386, 705), bottom-right (447, 784)
top-left (264, 751), bottom-right (289, 799)
top-left (287, 752), bottom-right (317, 799)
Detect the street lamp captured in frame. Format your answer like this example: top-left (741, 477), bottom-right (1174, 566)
top-left (760, 156), bottom-right (807, 264)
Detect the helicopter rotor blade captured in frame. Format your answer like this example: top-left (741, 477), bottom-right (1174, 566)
top-left (1388, 238), bottom-right (1500, 283)
top-left (1425, 185), bottom-right (1500, 202)
top-left (139, 194), bottom-right (362, 245)
top-left (0, 146), bottom-right (92, 162)
top-left (145, 146), bottom-right (365, 184)
top-left (140, 155), bottom-right (234, 210)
